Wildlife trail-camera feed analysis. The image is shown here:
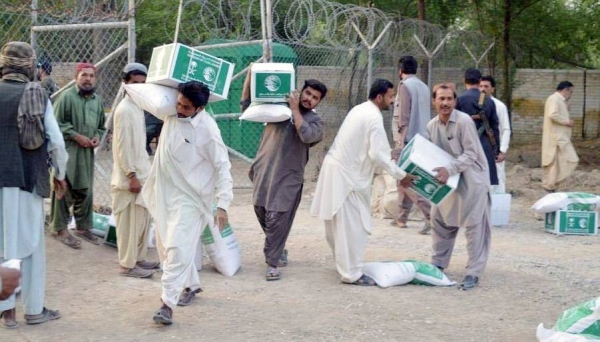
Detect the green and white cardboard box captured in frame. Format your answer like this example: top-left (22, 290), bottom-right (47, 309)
top-left (398, 134), bottom-right (460, 205)
top-left (250, 63), bottom-right (295, 102)
top-left (545, 210), bottom-right (598, 235)
top-left (147, 43), bottom-right (234, 102)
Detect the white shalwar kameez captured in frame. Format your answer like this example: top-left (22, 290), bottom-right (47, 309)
top-left (0, 101), bottom-right (68, 314)
top-left (142, 110), bottom-right (233, 309)
top-left (491, 97), bottom-right (511, 194)
top-left (311, 101), bottom-right (406, 283)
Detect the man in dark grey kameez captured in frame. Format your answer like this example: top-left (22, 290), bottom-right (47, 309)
top-left (244, 77), bottom-right (328, 281)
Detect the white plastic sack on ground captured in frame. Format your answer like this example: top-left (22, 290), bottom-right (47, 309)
top-left (239, 103), bottom-right (291, 123)
top-left (531, 192), bottom-right (600, 214)
top-left (404, 260), bottom-right (455, 286)
top-left (537, 324), bottom-right (600, 342)
top-left (201, 219), bottom-right (241, 277)
top-left (123, 83), bottom-right (178, 118)
top-left (553, 297), bottom-right (600, 336)
top-left (362, 261), bottom-right (416, 288)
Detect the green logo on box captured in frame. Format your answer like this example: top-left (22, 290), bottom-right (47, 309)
top-left (254, 72), bottom-right (292, 98)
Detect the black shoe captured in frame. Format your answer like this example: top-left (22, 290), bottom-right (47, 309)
top-left (152, 304), bottom-right (173, 325)
top-left (458, 275), bottom-right (479, 291)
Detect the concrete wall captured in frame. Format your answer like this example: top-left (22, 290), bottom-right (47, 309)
top-left (295, 66), bottom-right (600, 179)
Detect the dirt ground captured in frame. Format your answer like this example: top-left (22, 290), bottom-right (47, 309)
top-left (4, 140), bottom-right (600, 342)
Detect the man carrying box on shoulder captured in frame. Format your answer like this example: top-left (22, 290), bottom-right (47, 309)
top-left (242, 65), bottom-right (328, 282)
top-left (416, 83), bottom-right (492, 291)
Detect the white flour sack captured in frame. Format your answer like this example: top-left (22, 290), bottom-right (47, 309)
top-left (123, 83), bottom-right (178, 118)
top-left (239, 103), bottom-right (291, 123)
top-left (536, 324), bottom-right (600, 342)
top-left (404, 260), bottom-right (456, 286)
top-left (362, 261), bottom-right (416, 288)
top-left (531, 192), bottom-right (600, 214)
top-left (201, 219), bottom-right (241, 277)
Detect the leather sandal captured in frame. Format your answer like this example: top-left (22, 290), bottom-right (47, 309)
top-left (153, 304), bottom-right (173, 325)
top-left (458, 275), bottom-right (479, 291)
top-left (0, 308), bottom-right (18, 329)
top-left (74, 230), bottom-right (100, 245)
top-left (177, 287), bottom-right (203, 306)
top-left (24, 307), bottom-right (61, 325)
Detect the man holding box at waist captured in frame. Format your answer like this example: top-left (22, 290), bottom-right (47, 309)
top-left (242, 66), bottom-right (328, 282)
top-left (419, 83), bottom-right (492, 291)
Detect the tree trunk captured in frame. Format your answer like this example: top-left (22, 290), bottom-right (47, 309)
top-left (502, 0), bottom-right (512, 116)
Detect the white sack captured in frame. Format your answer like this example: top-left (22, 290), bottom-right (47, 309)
top-left (239, 103), bottom-right (291, 123)
top-left (123, 83), bottom-right (178, 118)
top-left (531, 192), bottom-right (600, 214)
top-left (201, 221), bottom-right (241, 277)
top-left (362, 262), bottom-right (416, 288)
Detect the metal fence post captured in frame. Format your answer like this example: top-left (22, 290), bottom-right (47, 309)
top-left (128, 0), bottom-right (136, 63)
top-left (30, 0), bottom-right (38, 53)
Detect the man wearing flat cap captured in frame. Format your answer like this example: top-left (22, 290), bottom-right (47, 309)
top-left (0, 41), bottom-right (67, 327)
top-left (50, 62), bottom-right (105, 248)
top-left (110, 63), bottom-right (158, 278)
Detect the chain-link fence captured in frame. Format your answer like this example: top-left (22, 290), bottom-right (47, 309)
top-left (2, 0), bottom-right (598, 210)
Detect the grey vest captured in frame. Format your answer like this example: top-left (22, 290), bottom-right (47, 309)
top-left (0, 80), bottom-right (51, 197)
top-left (401, 75), bottom-right (431, 143)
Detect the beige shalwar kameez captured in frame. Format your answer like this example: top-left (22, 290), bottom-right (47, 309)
top-left (110, 95), bottom-right (152, 269)
top-left (427, 110), bottom-right (492, 278)
top-left (541, 92), bottom-right (579, 191)
top-left (142, 110), bottom-right (233, 309)
top-left (311, 101), bottom-right (407, 283)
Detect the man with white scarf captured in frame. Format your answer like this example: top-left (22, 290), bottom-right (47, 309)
top-left (142, 81), bottom-right (233, 325)
top-left (311, 79), bottom-right (413, 286)
top-left (0, 41), bottom-right (68, 328)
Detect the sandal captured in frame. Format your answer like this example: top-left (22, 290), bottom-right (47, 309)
top-left (266, 267), bottom-right (281, 281)
top-left (277, 249), bottom-right (288, 267)
top-left (152, 304), bottom-right (173, 325)
top-left (352, 274), bottom-right (376, 286)
top-left (74, 230), bottom-right (100, 245)
top-left (0, 308), bottom-right (18, 329)
top-left (120, 266), bottom-right (154, 279)
top-left (54, 234), bottom-right (81, 249)
top-left (177, 287), bottom-right (202, 307)
top-left (24, 307), bottom-right (60, 325)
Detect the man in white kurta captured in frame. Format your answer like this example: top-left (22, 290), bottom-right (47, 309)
top-left (111, 63), bottom-right (156, 279)
top-left (311, 79), bottom-right (411, 286)
top-left (424, 83), bottom-right (492, 291)
top-left (0, 41), bottom-right (68, 327)
top-left (541, 81), bottom-right (578, 192)
top-left (141, 81), bottom-right (233, 325)
top-left (480, 76), bottom-right (511, 194)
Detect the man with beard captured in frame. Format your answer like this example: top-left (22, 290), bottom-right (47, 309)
top-left (51, 63), bottom-right (105, 248)
top-left (142, 81), bottom-right (233, 325)
top-left (0, 41), bottom-right (67, 327)
top-left (421, 83), bottom-right (492, 291)
top-left (243, 71), bottom-right (328, 281)
top-left (311, 79), bottom-right (413, 286)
